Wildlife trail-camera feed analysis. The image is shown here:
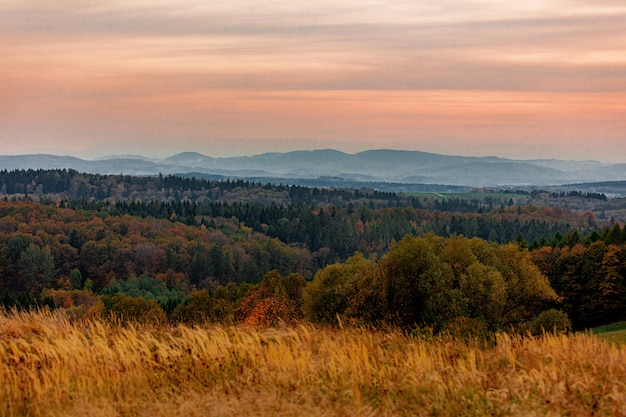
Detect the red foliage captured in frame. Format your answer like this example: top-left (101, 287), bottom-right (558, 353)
top-left (242, 296), bottom-right (292, 327)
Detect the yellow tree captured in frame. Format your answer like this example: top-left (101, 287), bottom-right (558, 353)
top-left (495, 243), bottom-right (558, 327)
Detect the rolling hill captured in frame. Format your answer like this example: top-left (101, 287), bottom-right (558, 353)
top-left (1, 149), bottom-right (625, 188)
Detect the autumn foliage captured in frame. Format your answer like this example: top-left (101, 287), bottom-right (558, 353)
top-left (236, 270), bottom-right (306, 326)
top-left (304, 234), bottom-right (561, 332)
top-left (0, 194), bottom-right (624, 331)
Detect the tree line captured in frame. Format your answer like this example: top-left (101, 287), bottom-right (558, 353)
top-left (1, 168), bottom-right (626, 332)
top-left (64, 199), bottom-right (595, 263)
top-left (3, 168), bottom-right (607, 214)
top-left (0, 198), bottom-right (625, 330)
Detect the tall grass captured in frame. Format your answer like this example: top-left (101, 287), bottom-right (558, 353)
top-left (1, 309), bottom-right (625, 416)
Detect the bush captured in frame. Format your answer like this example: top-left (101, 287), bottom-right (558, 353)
top-left (237, 270), bottom-right (306, 326)
top-left (242, 296), bottom-right (291, 327)
top-left (526, 309), bottom-right (572, 335)
top-left (101, 293), bottom-right (167, 325)
top-left (171, 289), bottom-right (236, 324)
top-left (42, 288), bottom-right (98, 320)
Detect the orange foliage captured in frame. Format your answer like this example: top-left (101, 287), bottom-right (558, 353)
top-left (243, 296), bottom-right (292, 327)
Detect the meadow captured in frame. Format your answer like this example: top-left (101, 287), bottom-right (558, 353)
top-left (593, 321), bottom-right (626, 345)
top-left (1, 309), bottom-right (625, 416)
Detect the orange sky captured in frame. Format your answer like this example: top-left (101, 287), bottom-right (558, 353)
top-left (1, 1), bottom-right (626, 162)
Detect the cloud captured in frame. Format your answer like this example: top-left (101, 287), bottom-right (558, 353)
top-left (1, 0), bottom-right (625, 160)
top-left (4, 0), bottom-right (625, 93)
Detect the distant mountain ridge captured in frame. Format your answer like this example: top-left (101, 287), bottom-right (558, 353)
top-left (1, 149), bottom-right (625, 188)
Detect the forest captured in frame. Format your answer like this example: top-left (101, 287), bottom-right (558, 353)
top-left (1, 169), bottom-right (626, 332)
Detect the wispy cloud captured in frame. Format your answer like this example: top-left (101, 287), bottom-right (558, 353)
top-left (1, 0), bottom-right (625, 160)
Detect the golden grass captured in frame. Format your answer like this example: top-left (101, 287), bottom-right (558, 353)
top-left (1, 309), bottom-right (626, 416)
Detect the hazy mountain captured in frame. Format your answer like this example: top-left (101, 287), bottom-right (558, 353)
top-left (422, 161), bottom-right (569, 186)
top-left (2, 149), bottom-right (626, 188)
top-left (161, 152), bottom-right (217, 167)
top-left (95, 154), bottom-right (161, 163)
top-left (0, 155), bottom-right (87, 171)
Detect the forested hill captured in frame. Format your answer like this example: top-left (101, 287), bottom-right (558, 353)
top-left (2, 169), bottom-right (626, 330)
top-left (0, 168), bottom-right (621, 210)
top-left (1, 197), bottom-right (625, 330)
top-left (0, 168), bottom-right (404, 206)
top-left (3, 149), bottom-right (626, 186)
top-left (0, 169), bottom-right (622, 254)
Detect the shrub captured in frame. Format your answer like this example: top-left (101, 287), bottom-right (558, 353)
top-left (101, 293), bottom-right (167, 325)
top-left (237, 270), bottom-right (306, 326)
top-left (526, 309), bottom-right (572, 335)
top-left (171, 289), bottom-right (236, 324)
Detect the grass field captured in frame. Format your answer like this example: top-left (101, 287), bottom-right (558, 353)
top-left (2, 309), bottom-right (626, 416)
top-left (592, 321), bottom-right (626, 345)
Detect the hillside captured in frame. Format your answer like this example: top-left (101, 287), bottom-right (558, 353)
top-left (1, 172), bottom-right (626, 330)
top-left (2, 149), bottom-right (626, 188)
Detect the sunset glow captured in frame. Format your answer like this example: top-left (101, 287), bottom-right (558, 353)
top-left (1, 0), bottom-right (625, 161)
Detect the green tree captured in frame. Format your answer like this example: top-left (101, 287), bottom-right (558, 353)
top-left (69, 268), bottom-right (83, 290)
top-left (18, 244), bottom-right (55, 295)
top-left (303, 254), bottom-right (384, 325)
top-left (438, 235), bottom-right (476, 279)
top-left (459, 262), bottom-right (506, 329)
top-left (525, 308), bottom-right (572, 335)
top-left (303, 262), bottom-right (352, 324)
top-left (101, 293), bottom-right (167, 324)
top-left (342, 254), bottom-right (386, 324)
top-left (171, 289), bottom-right (232, 324)
top-left (494, 243), bottom-right (558, 327)
top-left (379, 235), bottom-right (459, 330)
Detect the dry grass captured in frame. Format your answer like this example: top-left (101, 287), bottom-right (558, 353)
top-left (1, 309), bottom-right (626, 416)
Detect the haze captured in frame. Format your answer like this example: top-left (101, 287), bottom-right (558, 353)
top-left (1, 1), bottom-right (625, 162)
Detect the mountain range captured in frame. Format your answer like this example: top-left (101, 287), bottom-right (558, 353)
top-left (1, 149), bottom-right (626, 189)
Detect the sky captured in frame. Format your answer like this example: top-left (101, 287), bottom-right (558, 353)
top-left (1, 0), bottom-right (626, 162)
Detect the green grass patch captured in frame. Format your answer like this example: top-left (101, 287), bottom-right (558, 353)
top-left (592, 321), bottom-right (626, 335)
top-left (596, 330), bottom-right (626, 345)
top-left (591, 321), bottom-right (626, 345)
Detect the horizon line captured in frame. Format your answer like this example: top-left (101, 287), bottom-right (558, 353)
top-left (0, 148), bottom-right (614, 165)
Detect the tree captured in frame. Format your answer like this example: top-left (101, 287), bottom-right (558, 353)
top-left (304, 254), bottom-right (384, 325)
top-left (579, 241), bottom-right (609, 326)
top-left (379, 235), bottom-right (459, 330)
top-left (303, 263), bottom-right (352, 324)
top-left (79, 240), bottom-right (114, 292)
top-left (526, 309), bottom-right (572, 335)
top-left (437, 234), bottom-right (477, 286)
top-left (69, 268), bottom-right (83, 290)
top-left (101, 293), bottom-right (167, 324)
top-left (529, 246), bottom-right (561, 292)
top-left (459, 262), bottom-right (506, 329)
top-left (342, 254), bottom-right (386, 324)
top-left (171, 290), bottom-right (228, 324)
top-left (236, 270), bottom-right (307, 326)
top-left (598, 244), bottom-right (626, 323)
top-left (494, 243), bottom-right (558, 327)
top-left (18, 244), bottom-right (55, 295)
top-left (553, 245), bottom-right (585, 324)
